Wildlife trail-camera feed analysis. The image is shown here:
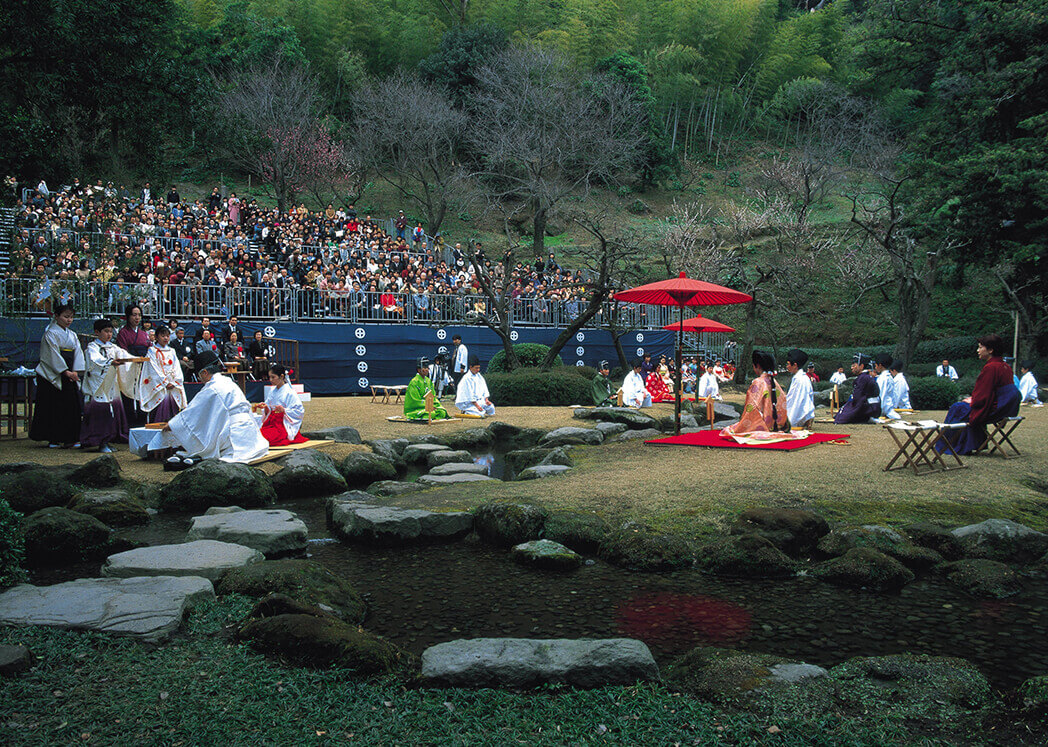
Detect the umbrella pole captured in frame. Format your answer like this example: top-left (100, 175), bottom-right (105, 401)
top-left (675, 306), bottom-right (682, 436)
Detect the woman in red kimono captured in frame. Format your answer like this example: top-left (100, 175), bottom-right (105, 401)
top-left (645, 371), bottom-right (672, 403)
top-left (257, 365), bottom-right (308, 446)
top-left (939, 334), bottom-right (1020, 455)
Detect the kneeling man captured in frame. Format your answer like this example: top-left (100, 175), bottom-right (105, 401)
top-left (405, 357), bottom-right (449, 420)
top-left (158, 350), bottom-right (269, 464)
top-left (455, 355), bottom-right (495, 417)
top-left (621, 359), bottom-right (653, 408)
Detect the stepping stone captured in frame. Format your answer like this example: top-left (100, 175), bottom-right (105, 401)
top-left (610, 428), bottom-right (662, 442)
top-left (429, 462), bottom-right (489, 476)
top-left (417, 473), bottom-right (497, 486)
top-left (511, 539), bottom-right (582, 570)
top-left (572, 407), bottom-right (658, 429)
top-left (0, 576), bottom-right (214, 641)
top-left (0, 643), bottom-right (33, 675)
top-left (427, 449), bottom-right (472, 468)
top-left (328, 498), bottom-right (473, 543)
top-left (594, 422), bottom-right (628, 437)
top-left (420, 638), bottom-right (660, 689)
top-left (101, 540), bottom-right (264, 581)
top-left (539, 427), bottom-right (604, 447)
top-left (402, 443), bottom-right (452, 463)
top-left (517, 465), bottom-right (572, 480)
top-left (186, 509), bottom-right (308, 556)
top-left (367, 480), bottom-right (426, 497)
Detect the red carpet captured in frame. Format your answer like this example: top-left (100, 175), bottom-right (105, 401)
top-left (645, 431), bottom-right (849, 451)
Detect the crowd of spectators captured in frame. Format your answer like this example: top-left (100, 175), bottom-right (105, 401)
top-left (3, 178), bottom-right (598, 324)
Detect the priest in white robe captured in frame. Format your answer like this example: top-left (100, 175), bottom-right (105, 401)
top-left (621, 359), bottom-right (652, 408)
top-left (891, 360), bottom-right (911, 410)
top-left (1019, 361), bottom-right (1041, 404)
top-left (138, 326), bottom-right (187, 423)
top-left (874, 353), bottom-right (900, 419)
top-left (784, 349), bottom-right (815, 430)
top-left (697, 368), bottom-right (721, 401)
top-left (455, 355), bottom-right (495, 417)
top-left (157, 350), bottom-right (268, 463)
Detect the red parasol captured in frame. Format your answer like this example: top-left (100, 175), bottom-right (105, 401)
top-left (615, 272), bottom-right (750, 435)
top-left (662, 315), bottom-right (736, 335)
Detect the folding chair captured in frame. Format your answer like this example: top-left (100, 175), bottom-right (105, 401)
top-left (883, 421), bottom-right (967, 475)
top-left (975, 416), bottom-right (1023, 458)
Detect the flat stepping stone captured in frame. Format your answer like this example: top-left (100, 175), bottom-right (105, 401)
top-left (420, 638), bottom-right (659, 688)
top-left (328, 498), bottom-right (473, 543)
top-left (186, 509), bottom-right (308, 557)
top-left (517, 465), bottom-right (572, 480)
top-left (0, 576), bottom-right (214, 641)
top-left (101, 540), bottom-right (264, 581)
top-left (539, 427), bottom-right (603, 447)
top-left (417, 473), bottom-right (497, 486)
top-left (367, 480), bottom-right (427, 497)
top-left (427, 449), bottom-right (472, 468)
top-left (402, 443), bottom-right (452, 463)
top-left (610, 428), bottom-right (662, 442)
top-left (512, 539), bottom-right (582, 570)
top-left (429, 462), bottom-right (489, 476)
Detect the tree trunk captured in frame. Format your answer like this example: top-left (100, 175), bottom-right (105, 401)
top-left (532, 202), bottom-right (547, 256)
top-left (736, 296), bottom-right (758, 384)
top-left (892, 259), bottom-right (936, 365)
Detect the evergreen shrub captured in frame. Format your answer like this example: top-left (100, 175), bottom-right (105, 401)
top-left (908, 377), bottom-right (961, 410)
top-left (0, 493), bottom-right (27, 589)
top-left (486, 367), bottom-right (593, 406)
top-left (486, 344), bottom-right (564, 373)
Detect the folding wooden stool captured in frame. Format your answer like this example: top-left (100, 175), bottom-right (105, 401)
top-left (883, 421), bottom-right (967, 475)
top-left (975, 416), bottom-right (1024, 458)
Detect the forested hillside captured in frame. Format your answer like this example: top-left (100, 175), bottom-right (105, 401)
top-left (1, 0), bottom-right (1044, 357)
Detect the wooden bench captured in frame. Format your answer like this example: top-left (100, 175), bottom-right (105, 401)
top-left (975, 416), bottom-right (1023, 459)
top-left (370, 384), bottom-right (408, 404)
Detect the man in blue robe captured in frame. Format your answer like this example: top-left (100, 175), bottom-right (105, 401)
top-left (834, 353), bottom-right (881, 424)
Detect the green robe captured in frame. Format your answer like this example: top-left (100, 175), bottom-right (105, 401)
top-left (592, 372), bottom-right (614, 406)
top-left (404, 373), bottom-right (448, 420)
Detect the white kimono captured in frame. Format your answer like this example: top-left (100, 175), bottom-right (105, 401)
top-left (159, 373), bottom-right (268, 462)
top-left (697, 371), bottom-right (720, 400)
top-left (621, 370), bottom-right (652, 408)
top-left (138, 343), bottom-right (187, 413)
top-left (893, 372), bottom-right (911, 409)
top-left (83, 339), bottom-right (130, 404)
top-left (829, 371), bottom-right (847, 386)
top-left (455, 371), bottom-right (495, 416)
top-left (876, 369), bottom-right (900, 419)
top-left (786, 370), bottom-right (815, 427)
top-left (261, 381), bottom-right (305, 439)
top-left (1019, 371), bottom-right (1040, 403)
top-left (36, 322), bottom-right (85, 388)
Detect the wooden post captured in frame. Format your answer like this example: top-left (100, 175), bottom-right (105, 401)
top-left (705, 396), bottom-right (715, 430)
top-left (830, 384), bottom-right (839, 415)
top-left (424, 389), bottom-right (435, 424)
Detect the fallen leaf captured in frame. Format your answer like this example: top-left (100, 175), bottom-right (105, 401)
top-left (767, 725), bottom-right (781, 734)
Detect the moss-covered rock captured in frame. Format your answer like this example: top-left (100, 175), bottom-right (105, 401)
top-left (1019, 675), bottom-right (1048, 710)
top-left (730, 508), bottom-right (829, 557)
top-left (817, 525), bottom-right (943, 571)
top-left (511, 539), bottom-right (582, 571)
top-left (68, 488), bottom-right (150, 527)
top-left (433, 428), bottom-right (494, 450)
top-left (364, 439), bottom-right (408, 470)
top-left (339, 452), bottom-right (398, 488)
top-left (598, 523), bottom-right (695, 571)
top-left (486, 421), bottom-right (544, 450)
top-left (159, 461), bottom-right (276, 513)
top-left (271, 450), bottom-right (346, 499)
top-left (939, 559), bottom-right (1022, 599)
top-left (504, 447), bottom-right (572, 476)
top-left (473, 501), bottom-right (549, 546)
top-left (903, 521), bottom-right (964, 561)
top-left (664, 647), bottom-right (800, 704)
top-left (67, 454), bottom-right (121, 487)
top-left (217, 559), bottom-right (366, 622)
top-left (810, 548), bottom-right (915, 592)
top-left (951, 519), bottom-right (1048, 564)
top-left (542, 511), bottom-right (611, 555)
top-left (22, 507), bottom-right (111, 567)
top-left (696, 534), bottom-right (798, 578)
top-left (0, 469), bottom-right (74, 514)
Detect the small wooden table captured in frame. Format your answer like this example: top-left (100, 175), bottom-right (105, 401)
top-left (0, 374), bottom-right (34, 439)
top-left (883, 421), bottom-right (967, 475)
top-left (370, 384), bottom-right (408, 404)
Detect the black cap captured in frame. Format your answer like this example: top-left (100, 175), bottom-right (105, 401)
top-left (468, 354), bottom-right (480, 368)
top-left (599, 360), bottom-right (610, 370)
top-left (417, 356), bottom-right (430, 369)
top-left (853, 353), bottom-right (871, 366)
top-left (194, 350), bottom-right (222, 373)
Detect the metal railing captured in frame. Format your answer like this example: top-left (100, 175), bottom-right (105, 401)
top-left (0, 277), bottom-right (683, 330)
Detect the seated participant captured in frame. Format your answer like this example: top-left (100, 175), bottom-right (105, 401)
top-left (1019, 361), bottom-right (1041, 405)
top-left (258, 364), bottom-right (308, 446)
top-left (455, 355), bottom-right (495, 417)
top-left (939, 334), bottom-right (1021, 455)
top-left (829, 365), bottom-right (847, 387)
top-left (621, 359), bottom-right (653, 408)
top-left (873, 352), bottom-right (901, 420)
top-left (891, 360), bottom-right (911, 410)
top-left (171, 327), bottom-right (196, 381)
top-left (784, 348), bottom-right (815, 430)
top-left (222, 331), bottom-right (247, 370)
top-left (645, 367), bottom-right (672, 403)
top-left (405, 357), bottom-right (449, 420)
top-left (720, 350), bottom-right (787, 438)
top-left (805, 362), bottom-right (820, 383)
top-left (936, 359), bottom-right (959, 380)
top-left (158, 350), bottom-right (269, 464)
top-left (834, 353), bottom-right (880, 424)
top-left (697, 364), bottom-right (721, 401)
top-left (81, 318), bottom-right (132, 453)
top-left (139, 325), bottom-right (187, 423)
top-left (681, 357), bottom-right (697, 394)
top-left (247, 330), bottom-right (269, 380)
top-left (591, 360), bottom-right (615, 406)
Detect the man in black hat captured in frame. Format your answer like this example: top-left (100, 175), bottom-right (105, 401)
top-left (156, 350), bottom-right (268, 464)
top-left (455, 354), bottom-right (495, 417)
top-left (833, 352), bottom-right (881, 424)
top-left (591, 360), bottom-right (615, 406)
top-left (404, 356), bottom-right (448, 420)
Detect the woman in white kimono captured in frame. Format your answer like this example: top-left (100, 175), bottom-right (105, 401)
top-left (29, 304), bottom-right (85, 447)
top-left (257, 364), bottom-right (307, 446)
top-left (80, 318), bottom-right (133, 452)
top-left (138, 326), bottom-right (187, 423)
top-left (158, 350), bottom-right (268, 465)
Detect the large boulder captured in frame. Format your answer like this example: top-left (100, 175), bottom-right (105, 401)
top-left (664, 647), bottom-right (824, 704)
top-left (1019, 675), bottom-right (1048, 710)
top-left (301, 426), bottom-right (362, 444)
top-left (0, 644), bottom-right (33, 676)
top-left (951, 519), bottom-right (1048, 564)
top-left (903, 522), bottom-right (965, 561)
top-left (730, 508), bottom-right (829, 557)
top-left (433, 428), bottom-right (494, 450)
top-left (216, 559), bottom-right (365, 621)
top-left (186, 509), bottom-right (308, 557)
top-left (504, 447), bottom-right (572, 476)
top-left (817, 525), bottom-right (943, 571)
top-left (594, 422), bottom-right (628, 437)
top-left (237, 596), bottom-right (413, 674)
top-left (0, 576), bottom-right (213, 641)
top-left (339, 452), bottom-right (398, 488)
top-left (22, 507), bottom-right (112, 567)
top-left (810, 548), bottom-right (915, 592)
top-left (102, 539), bottom-right (264, 581)
top-left (517, 465), bottom-right (572, 480)
top-left (419, 638), bottom-right (659, 689)
top-left (66, 454), bottom-right (121, 487)
top-left (271, 450), bottom-right (346, 499)
top-left (573, 407), bottom-right (658, 430)
top-left (0, 469), bottom-right (74, 514)
top-left (486, 422), bottom-right (544, 450)
top-left (939, 559), bottom-right (1023, 599)
top-left (609, 428), bottom-right (662, 443)
top-left (68, 488), bottom-right (150, 527)
top-left (426, 449), bottom-right (472, 468)
top-left (511, 539), bottom-right (582, 570)
top-left (598, 523), bottom-right (694, 571)
top-left (539, 427), bottom-right (604, 447)
top-left (159, 461), bottom-right (276, 513)
top-left (655, 413), bottom-right (699, 432)
top-left (696, 534), bottom-right (798, 578)
top-left (328, 496), bottom-right (473, 544)
top-left (542, 511), bottom-right (612, 555)
top-left (365, 439), bottom-right (408, 469)
top-left (367, 480), bottom-right (426, 497)
top-left (473, 502), bottom-right (549, 546)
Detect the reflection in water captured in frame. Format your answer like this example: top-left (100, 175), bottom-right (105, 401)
top-left (472, 452), bottom-right (496, 477)
top-left (616, 592), bottom-right (752, 647)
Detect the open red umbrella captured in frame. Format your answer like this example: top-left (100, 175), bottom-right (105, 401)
top-left (615, 272), bottom-right (750, 435)
top-left (662, 315), bottom-right (736, 335)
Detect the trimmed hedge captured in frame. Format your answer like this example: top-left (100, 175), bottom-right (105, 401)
top-left (486, 367), bottom-right (595, 406)
top-left (803, 335), bottom-right (986, 372)
top-left (908, 376), bottom-right (961, 410)
top-left (486, 343), bottom-right (564, 373)
top-left (0, 493), bottom-right (27, 589)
